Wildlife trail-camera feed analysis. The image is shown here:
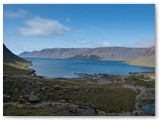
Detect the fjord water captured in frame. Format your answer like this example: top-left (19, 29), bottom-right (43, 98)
top-left (25, 58), bottom-right (154, 78)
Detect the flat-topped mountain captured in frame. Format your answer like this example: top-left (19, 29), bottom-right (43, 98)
top-left (19, 47), bottom-right (155, 67)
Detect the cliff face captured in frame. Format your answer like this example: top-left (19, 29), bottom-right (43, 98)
top-left (19, 47), bottom-right (149, 60)
top-left (19, 47), bottom-right (155, 67)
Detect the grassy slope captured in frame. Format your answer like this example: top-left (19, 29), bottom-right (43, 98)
top-left (127, 47), bottom-right (155, 67)
top-left (3, 44), bottom-right (33, 75)
top-left (4, 75), bottom-right (137, 115)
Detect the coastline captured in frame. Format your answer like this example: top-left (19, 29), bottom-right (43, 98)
top-left (23, 58), bottom-right (155, 79)
top-left (125, 61), bottom-right (155, 68)
top-left (24, 61), bottom-right (36, 76)
top-left (23, 56), bottom-right (155, 68)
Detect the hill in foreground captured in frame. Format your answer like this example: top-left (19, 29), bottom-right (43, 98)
top-left (3, 44), bottom-right (33, 75)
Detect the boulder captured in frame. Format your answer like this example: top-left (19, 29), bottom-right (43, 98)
top-left (60, 99), bottom-right (66, 103)
top-left (54, 85), bottom-right (61, 90)
top-left (24, 93), bottom-right (30, 99)
top-left (28, 91), bottom-right (40, 103)
top-left (26, 102), bottom-right (31, 106)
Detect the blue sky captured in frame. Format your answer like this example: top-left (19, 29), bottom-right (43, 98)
top-left (3, 4), bottom-right (155, 54)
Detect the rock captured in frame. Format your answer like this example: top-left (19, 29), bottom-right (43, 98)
top-left (20, 95), bottom-right (23, 98)
top-left (28, 91), bottom-right (40, 103)
top-left (42, 87), bottom-right (46, 90)
top-left (62, 89), bottom-right (67, 92)
top-left (31, 83), bottom-right (35, 86)
top-left (98, 111), bottom-right (107, 115)
top-left (47, 102), bottom-right (52, 106)
top-left (91, 104), bottom-right (98, 114)
top-left (86, 89), bottom-right (90, 92)
top-left (60, 99), bottom-right (66, 103)
top-left (38, 82), bottom-right (43, 86)
top-left (13, 77), bottom-right (21, 81)
top-left (132, 111), bottom-right (140, 116)
top-left (26, 102), bottom-right (31, 106)
top-left (15, 88), bottom-right (18, 92)
top-left (24, 93), bottom-right (30, 99)
top-left (54, 85), bottom-right (61, 90)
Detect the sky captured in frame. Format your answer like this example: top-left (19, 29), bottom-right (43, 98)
top-left (3, 4), bottom-right (155, 55)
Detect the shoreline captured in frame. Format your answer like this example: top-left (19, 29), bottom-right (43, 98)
top-left (24, 61), bottom-right (36, 76)
top-left (24, 58), bottom-right (155, 79)
top-left (125, 62), bottom-right (155, 68)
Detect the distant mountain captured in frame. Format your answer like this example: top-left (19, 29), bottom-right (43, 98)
top-left (127, 47), bottom-right (155, 67)
top-left (19, 47), bottom-right (155, 67)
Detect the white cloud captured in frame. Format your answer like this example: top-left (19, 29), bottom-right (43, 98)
top-left (99, 41), bottom-right (111, 47)
top-left (4, 9), bottom-right (29, 18)
top-left (66, 18), bottom-right (70, 22)
top-left (18, 17), bottom-right (70, 37)
top-left (135, 39), bottom-right (155, 47)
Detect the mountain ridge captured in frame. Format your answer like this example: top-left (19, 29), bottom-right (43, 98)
top-left (19, 47), bottom-right (155, 67)
top-left (3, 44), bottom-right (28, 64)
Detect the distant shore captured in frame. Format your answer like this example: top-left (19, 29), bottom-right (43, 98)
top-left (24, 58), bottom-right (154, 79)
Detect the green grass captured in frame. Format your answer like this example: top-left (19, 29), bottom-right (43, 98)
top-left (3, 63), bottom-right (146, 115)
top-left (124, 75), bottom-right (155, 88)
top-left (3, 64), bottom-right (34, 75)
top-left (4, 75), bottom-right (137, 114)
top-left (3, 105), bottom-right (57, 116)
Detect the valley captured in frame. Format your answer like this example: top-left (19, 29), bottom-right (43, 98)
top-left (3, 44), bottom-right (155, 116)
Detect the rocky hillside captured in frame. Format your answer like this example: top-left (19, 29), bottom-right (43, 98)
top-left (20, 47), bottom-right (151, 60)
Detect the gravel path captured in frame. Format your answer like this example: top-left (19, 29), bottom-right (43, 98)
top-left (123, 84), bottom-right (146, 115)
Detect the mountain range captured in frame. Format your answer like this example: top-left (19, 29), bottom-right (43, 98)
top-left (19, 47), bottom-right (155, 67)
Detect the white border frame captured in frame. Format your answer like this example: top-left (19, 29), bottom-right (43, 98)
top-left (0, 0), bottom-right (159, 120)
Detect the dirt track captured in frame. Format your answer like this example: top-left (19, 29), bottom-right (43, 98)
top-left (123, 84), bottom-right (146, 115)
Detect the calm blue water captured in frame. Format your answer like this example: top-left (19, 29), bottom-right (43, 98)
top-left (24, 58), bottom-right (154, 78)
top-left (140, 102), bottom-right (155, 116)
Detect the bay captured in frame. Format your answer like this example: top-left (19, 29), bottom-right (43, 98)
top-left (24, 58), bottom-right (154, 78)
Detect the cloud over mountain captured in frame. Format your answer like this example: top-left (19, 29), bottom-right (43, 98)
top-left (18, 17), bottom-right (70, 37)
